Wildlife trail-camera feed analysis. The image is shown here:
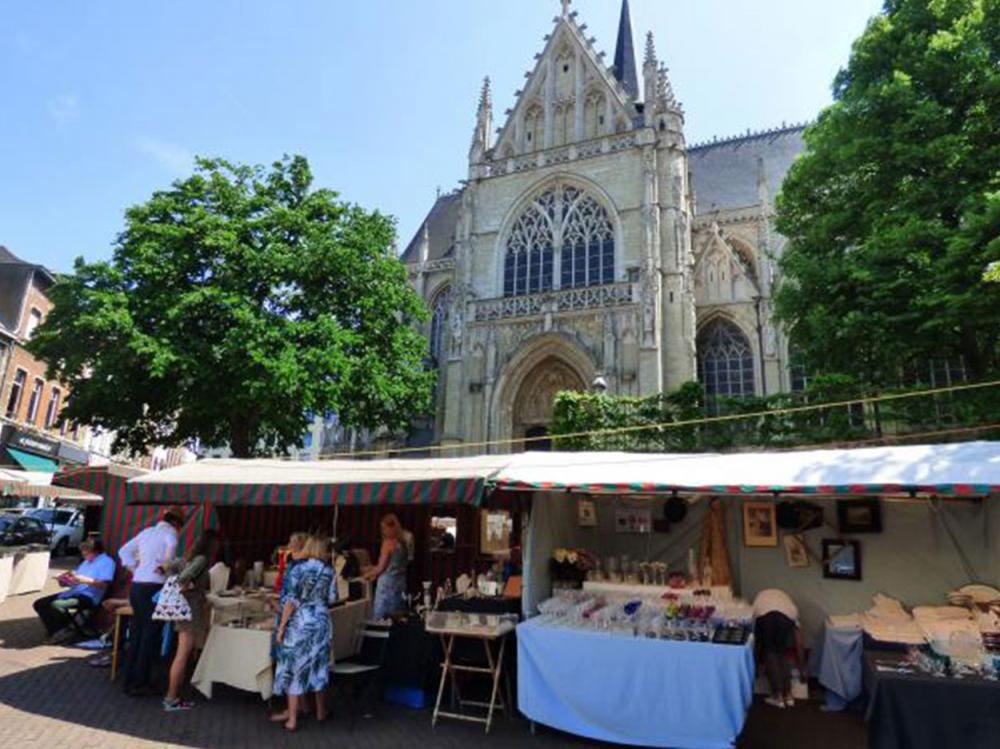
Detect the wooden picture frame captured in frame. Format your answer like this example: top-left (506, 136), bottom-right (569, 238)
top-left (479, 509), bottom-right (511, 556)
top-left (783, 534), bottom-right (810, 568)
top-left (837, 498), bottom-right (882, 534)
top-left (577, 498), bottom-right (597, 527)
top-left (822, 539), bottom-right (862, 581)
top-left (742, 502), bottom-right (778, 547)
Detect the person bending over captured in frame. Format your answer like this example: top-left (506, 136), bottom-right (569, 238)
top-left (752, 588), bottom-right (807, 708)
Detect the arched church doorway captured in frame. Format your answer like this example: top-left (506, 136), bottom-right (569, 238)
top-left (511, 356), bottom-right (586, 451)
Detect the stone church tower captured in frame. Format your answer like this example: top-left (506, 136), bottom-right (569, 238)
top-left (402, 0), bottom-right (806, 452)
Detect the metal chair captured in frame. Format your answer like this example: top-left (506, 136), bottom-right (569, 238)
top-left (330, 623), bottom-right (391, 728)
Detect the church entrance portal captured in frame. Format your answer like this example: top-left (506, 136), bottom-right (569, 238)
top-left (510, 356), bottom-right (586, 452)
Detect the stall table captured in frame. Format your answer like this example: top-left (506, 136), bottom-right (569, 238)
top-left (517, 617), bottom-right (754, 749)
top-left (193, 624), bottom-right (275, 700)
top-left (9, 549), bottom-right (50, 595)
top-left (0, 554), bottom-right (13, 605)
top-left (811, 621), bottom-right (864, 711)
top-left (863, 651), bottom-right (1000, 749)
top-left (428, 619), bottom-right (515, 734)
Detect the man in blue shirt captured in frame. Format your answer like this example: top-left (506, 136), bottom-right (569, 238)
top-left (33, 538), bottom-right (115, 640)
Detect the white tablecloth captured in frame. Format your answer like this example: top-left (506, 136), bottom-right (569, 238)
top-left (206, 593), bottom-right (272, 626)
top-left (193, 598), bottom-right (371, 700)
top-left (192, 625), bottom-right (274, 700)
top-left (9, 551), bottom-right (50, 595)
top-left (0, 555), bottom-right (13, 605)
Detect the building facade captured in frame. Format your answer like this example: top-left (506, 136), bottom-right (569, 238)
top-left (401, 0), bottom-right (806, 452)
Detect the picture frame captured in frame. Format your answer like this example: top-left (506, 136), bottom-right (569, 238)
top-left (783, 534), bottom-right (810, 568)
top-left (822, 539), bottom-right (862, 581)
top-left (837, 498), bottom-right (882, 534)
top-left (479, 509), bottom-right (511, 555)
top-left (615, 507), bottom-right (652, 534)
top-left (577, 498), bottom-right (597, 527)
top-left (742, 502), bottom-right (778, 547)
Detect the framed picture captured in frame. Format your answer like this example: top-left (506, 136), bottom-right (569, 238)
top-left (615, 507), bottom-right (652, 534)
top-left (480, 509), bottom-right (512, 555)
top-left (742, 502), bottom-right (778, 547)
top-left (822, 539), bottom-right (862, 581)
top-left (577, 498), bottom-right (597, 527)
top-left (837, 498), bottom-right (882, 534)
top-left (783, 534), bottom-right (810, 568)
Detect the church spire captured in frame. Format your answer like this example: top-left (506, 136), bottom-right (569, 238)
top-left (469, 76), bottom-right (492, 164)
top-left (612, 0), bottom-right (640, 100)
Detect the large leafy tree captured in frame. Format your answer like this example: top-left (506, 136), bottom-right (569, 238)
top-left (31, 156), bottom-right (434, 457)
top-left (776, 0), bottom-right (1000, 384)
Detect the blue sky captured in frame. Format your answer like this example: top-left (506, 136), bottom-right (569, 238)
top-left (1, 0), bottom-right (883, 273)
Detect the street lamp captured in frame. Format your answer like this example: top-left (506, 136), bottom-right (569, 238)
top-left (591, 374), bottom-right (608, 394)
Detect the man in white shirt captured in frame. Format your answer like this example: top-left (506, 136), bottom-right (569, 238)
top-left (118, 508), bottom-right (184, 696)
top-left (752, 588), bottom-right (808, 709)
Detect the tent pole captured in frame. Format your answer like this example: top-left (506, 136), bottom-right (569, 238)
top-left (333, 502), bottom-right (339, 543)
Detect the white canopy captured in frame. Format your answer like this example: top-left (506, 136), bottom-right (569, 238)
top-left (494, 442), bottom-right (1000, 497)
top-left (0, 469), bottom-right (103, 504)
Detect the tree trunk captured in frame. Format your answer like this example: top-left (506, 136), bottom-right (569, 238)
top-left (959, 323), bottom-right (985, 380)
top-left (229, 418), bottom-right (253, 458)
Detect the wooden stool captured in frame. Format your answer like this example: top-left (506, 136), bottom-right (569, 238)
top-left (110, 605), bottom-right (133, 681)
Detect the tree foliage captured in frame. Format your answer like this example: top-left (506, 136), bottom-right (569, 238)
top-left (31, 156), bottom-right (434, 457)
top-left (775, 0), bottom-right (1000, 384)
top-left (551, 378), bottom-right (1000, 453)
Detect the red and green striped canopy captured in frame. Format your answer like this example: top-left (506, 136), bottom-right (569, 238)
top-left (125, 456), bottom-right (510, 508)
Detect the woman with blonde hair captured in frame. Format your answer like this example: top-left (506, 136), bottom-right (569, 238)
top-left (363, 513), bottom-right (410, 620)
top-left (271, 534), bottom-right (336, 731)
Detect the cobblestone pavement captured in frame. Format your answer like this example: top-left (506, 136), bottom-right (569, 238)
top-left (0, 563), bottom-right (866, 749)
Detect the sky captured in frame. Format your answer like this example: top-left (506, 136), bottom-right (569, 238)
top-left (1, 0), bottom-right (884, 273)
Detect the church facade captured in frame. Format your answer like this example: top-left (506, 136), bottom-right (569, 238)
top-left (401, 0), bottom-right (807, 452)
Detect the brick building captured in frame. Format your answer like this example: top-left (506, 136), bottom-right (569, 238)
top-left (0, 246), bottom-right (106, 470)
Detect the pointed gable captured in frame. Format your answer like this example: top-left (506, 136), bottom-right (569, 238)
top-left (491, 9), bottom-right (640, 159)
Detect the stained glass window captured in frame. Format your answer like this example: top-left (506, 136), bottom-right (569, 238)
top-left (697, 320), bottom-right (756, 400)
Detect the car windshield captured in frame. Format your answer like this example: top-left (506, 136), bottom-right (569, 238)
top-left (27, 509), bottom-right (74, 525)
top-left (0, 516), bottom-right (15, 531)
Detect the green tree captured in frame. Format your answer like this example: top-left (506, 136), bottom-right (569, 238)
top-left (776, 0), bottom-right (1000, 384)
top-left (31, 156), bottom-right (434, 457)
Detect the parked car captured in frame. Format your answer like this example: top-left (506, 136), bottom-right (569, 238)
top-left (24, 507), bottom-right (85, 556)
top-left (0, 514), bottom-right (52, 547)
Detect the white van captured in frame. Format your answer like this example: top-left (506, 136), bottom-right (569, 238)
top-left (24, 507), bottom-right (86, 556)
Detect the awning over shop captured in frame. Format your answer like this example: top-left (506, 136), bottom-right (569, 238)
top-left (6, 447), bottom-right (59, 473)
top-left (0, 468), bottom-right (103, 502)
top-left (493, 442), bottom-right (1000, 497)
top-left (127, 455), bottom-right (513, 507)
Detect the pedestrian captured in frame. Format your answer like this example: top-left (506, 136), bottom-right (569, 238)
top-left (363, 513), bottom-right (410, 621)
top-left (162, 528), bottom-right (221, 711)
top-left (118, 507), bottom-right (184, 696)
top-left (752, 588), bottom-right (808, 708)
top-left (270, 534), bottom-right (336, 732)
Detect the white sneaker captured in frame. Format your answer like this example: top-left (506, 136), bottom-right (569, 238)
top-left (764, 696), bottom-right (786, 709)
top-left (783, 697), bottom-right (795, 708)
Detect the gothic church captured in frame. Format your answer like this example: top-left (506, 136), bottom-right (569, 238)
top-left (401, 0), bottom-right (806, 451)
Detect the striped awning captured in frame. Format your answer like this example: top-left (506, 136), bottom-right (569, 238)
top-left (127, 456), bottom-right (513, 507)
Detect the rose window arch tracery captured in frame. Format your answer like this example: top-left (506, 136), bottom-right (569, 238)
top-left (503, 184), bottom-right (616, 298)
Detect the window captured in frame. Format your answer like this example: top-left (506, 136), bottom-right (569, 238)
top-left (504, 184), bottom-right (615, 297)
top-left (44, 387), bottom-right (61, 429)
top-left (697, 320), bottom-right (756, 400)
top-left (5, 369), bottom-right (26, 417)
top-left (428, 286), bottom-right (453, 367)
top-left (429, 515), bottom-right (458, 552)
top-left (25, 379), bottom-right (44, 424)
top-left (24, 308), bottom-right (42, 340)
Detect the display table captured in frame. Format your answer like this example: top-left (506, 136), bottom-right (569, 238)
top-left (192, 624), bottom-right (275, 700)
top-left (811, 622), bottom-right (864, 711)
top-left (517, 617), bottom-right (754, 749)
top-left (0, 554), bottom-right (12, 605)
top-left (428, 619), bottom-right (515, 734)
top-left (863, 651), bottom-right (1000, 749)
top-left (9, 550), bottom-right (50, 595)
top-left (582, 581), bottom-right (734, 601)
top-left (206, 592), bottom-right (273, 626)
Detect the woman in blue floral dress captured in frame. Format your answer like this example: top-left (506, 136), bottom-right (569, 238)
top-left (271, 535), bottom-right (336, 732)
top-left (364, 514), bottom-right (411, 620)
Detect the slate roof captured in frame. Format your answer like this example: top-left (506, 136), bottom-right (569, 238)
top-left (689, 125), bottom-right (806, 214)
top-left (400, 190), bottom-right (464, 265)
top-left (612, 0), bottom-right (640, 101)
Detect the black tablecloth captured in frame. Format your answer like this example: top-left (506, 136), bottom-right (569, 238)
top-left (864, 652), bottom-right (1000, 749)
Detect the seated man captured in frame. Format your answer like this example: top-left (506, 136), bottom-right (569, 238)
top-left (33, 538), bottom-right (115, 641)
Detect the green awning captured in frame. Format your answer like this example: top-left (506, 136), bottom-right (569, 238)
top-left (6, 447), bottom-right (59, 473)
